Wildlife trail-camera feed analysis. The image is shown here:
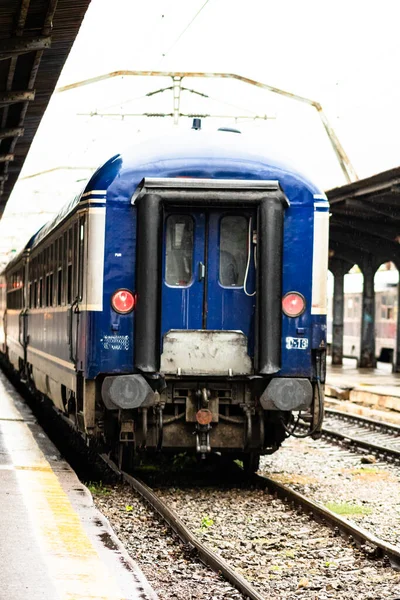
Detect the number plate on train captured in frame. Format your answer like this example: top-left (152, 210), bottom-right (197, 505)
top-left (286, 337), bottom-right (309, 350)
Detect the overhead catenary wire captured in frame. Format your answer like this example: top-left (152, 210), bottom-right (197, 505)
top-left (161, 0), bottom-right (211, 59)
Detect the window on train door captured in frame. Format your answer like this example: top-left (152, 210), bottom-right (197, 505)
top-left (73, 221), bottom-right (79, 299)
top-left (63, 232), bottom-right (67, 305)
top-left (78, 215), bottom-right (85, 300)
top-left (67, 227), bottom-right (73, 304)
top-left (165, 215), bottom-right (194, 286)
top-left (50, 243), bottom-right (54, 306)
top-left (31, 257), bottom-right (36, 308)
top-left (57, 235), bottom-right (63, 306)
top-left (219, 216), bottom-right (248, 287)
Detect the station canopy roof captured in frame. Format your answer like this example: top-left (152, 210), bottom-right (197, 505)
top-left (327, 166), bottom-right (400, 271)
top-left (0, 0), bottom-right (90, 218)
top-left (0, 1), bottom-right (399, 267)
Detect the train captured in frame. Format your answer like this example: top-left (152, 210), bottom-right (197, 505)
top-left (0, 124), bottom-right (329, 472)
top-left (327, 267), bottom-right (398, 363)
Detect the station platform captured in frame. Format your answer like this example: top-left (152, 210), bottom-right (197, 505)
top-left (326, 358), bottom-right (400, 421)
top-left (0, 371), bottom-right (157, 600)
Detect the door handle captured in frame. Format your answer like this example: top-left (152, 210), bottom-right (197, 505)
top-left (198, 262), bottom-right (205, 281)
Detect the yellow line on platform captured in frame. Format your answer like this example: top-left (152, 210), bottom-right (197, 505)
top-left (1, 409), bottom-right (126, 599)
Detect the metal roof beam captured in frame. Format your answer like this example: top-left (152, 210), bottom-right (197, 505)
top-left (362, 192), bottom-right (400, 207)
top-left (329, 240), bottom-right (370, 267)
top-left (330, 214), bottom-right (400, 241)
top-left (361, 201), bottom-right (400, 219)
top-left (0, 36), bottom-right (51, 61)
top-left (331, 206), bottom-right (395, 224)
top-left (0, 127), bottom-right (24, 140)
top-left (330, 228), bottom-right (400, 261)
top-left (328, 171), bottom-right (400, 204)
top-left (336, 199), bottom-right (400, 220)
top-left (0, 91), bottom-right (35, 105)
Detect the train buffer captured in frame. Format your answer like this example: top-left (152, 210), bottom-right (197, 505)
top-left (0, 371), bottom-right (157, 600)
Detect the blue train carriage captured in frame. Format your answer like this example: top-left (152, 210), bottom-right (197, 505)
top-left (0, 128), bottom-right (329, 470)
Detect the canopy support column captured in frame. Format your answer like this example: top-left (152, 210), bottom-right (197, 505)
top-left (360, 257), bottom-right (377, 369)
top-left (330, 259), bottom-right (349, 366)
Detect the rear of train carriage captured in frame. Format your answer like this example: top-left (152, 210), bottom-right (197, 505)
top-left (0, 128), bottom-right (329, 465)
top-left (90, 129), bottom-right (329, 462)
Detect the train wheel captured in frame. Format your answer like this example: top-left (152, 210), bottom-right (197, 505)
top-left (242, 452), bottom-right (260, 474)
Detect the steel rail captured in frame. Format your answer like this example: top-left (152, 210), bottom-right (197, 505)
top-left (100, 454), bottom-right (266, 600)
top-left (317, 409), bottom-right (400, 462)
top-left (325, 407), bottom-right (400, 435)
top-left (253, 473), bottom-right (400, 569)
top-left (294, 408), bottom-right (400, 461)
top-left (321, 426), bottom-right (400, 461)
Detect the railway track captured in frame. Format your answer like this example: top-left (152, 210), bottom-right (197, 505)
top-left (101, 453), bottom-right (266, 600)
top-left (3, 363), bottom-right (400, 597)
top-left (321, 408), bottom-right (400, 462)
top-left (100, 451), bottom-right (400, 600)
top-left (253, 472), bottom-right (400, 569)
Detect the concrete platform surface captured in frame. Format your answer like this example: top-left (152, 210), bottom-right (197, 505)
top-left (0, 370), bottom-right (158, 600)
top-left (326, 358), bottom-right (400, 412)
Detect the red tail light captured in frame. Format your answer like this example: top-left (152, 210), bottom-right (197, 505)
top-left (111, 289), bottom-right (135, 314)
top-left (282, 292), bottom-right (306, 317)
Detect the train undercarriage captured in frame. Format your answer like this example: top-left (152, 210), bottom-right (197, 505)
top-left (2, 343), bottom-right (324, 474)
top-left (100, 375), bottom-right (323, 472)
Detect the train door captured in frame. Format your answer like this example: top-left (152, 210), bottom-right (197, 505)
top-left (161, 209), bottom-right (256, 351)
top-left (68, 216), bottom-right (85, 369)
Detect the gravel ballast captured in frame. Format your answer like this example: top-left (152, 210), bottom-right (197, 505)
top-left (260, 435), bottom-right (400, 549)
top-left (156, 484), bottom-right (400, 599)
top-left (94, 477), bottom-right (400, 599)
top-left (94, 485), bottom-right (246, 600)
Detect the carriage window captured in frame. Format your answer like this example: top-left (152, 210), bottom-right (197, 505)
top-left (165, 215), bottom-right (194, 286)
top-left (67, 264), bottom-right (73, 304)
top-left (219, 216), bottom-right (247, 287)
top-left (57, 269), bottom-right (62, 305)
top-left (39, 278), bottom-right (43, 307)
top-left (381, 293), bottom-right (395, 320)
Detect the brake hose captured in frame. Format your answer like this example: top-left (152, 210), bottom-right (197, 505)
top-left (282, 352), bottom-right (325, 439)
top-left (282, 377), bottom-right (324, 438)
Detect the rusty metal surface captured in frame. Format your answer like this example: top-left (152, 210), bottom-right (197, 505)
top-left (160, 329), bottom-right (252, 376)
top-left (0, 0), bottom-right (91, 218)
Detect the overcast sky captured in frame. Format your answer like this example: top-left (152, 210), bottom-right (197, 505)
top-left (1, 0), bottom-right (400, 259)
